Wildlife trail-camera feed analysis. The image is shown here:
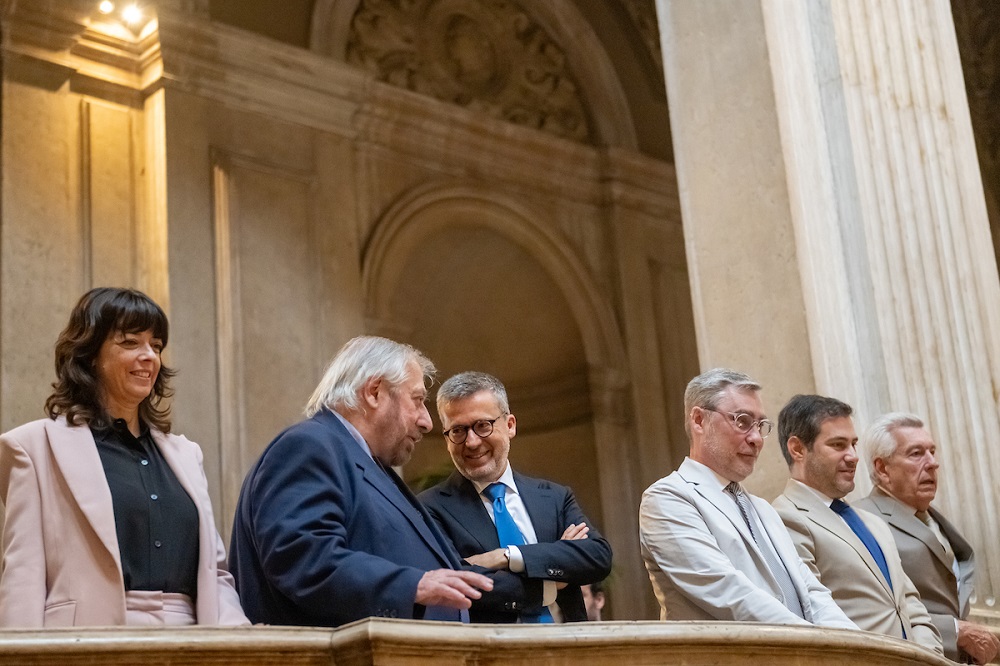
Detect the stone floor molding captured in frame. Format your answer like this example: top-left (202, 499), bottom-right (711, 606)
top-left (0, 619), bottom-right (954, 665)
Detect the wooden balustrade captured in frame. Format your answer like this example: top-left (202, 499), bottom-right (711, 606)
top-left (0, 619), bottom-right (953, 665)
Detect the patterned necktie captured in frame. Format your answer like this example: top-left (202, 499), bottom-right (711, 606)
top-left (830, 499), bottom-right (893, 591)
top-left (484, 482), bottom-right (553, 623)
top-left (725, 482), bottom-right (804, 618)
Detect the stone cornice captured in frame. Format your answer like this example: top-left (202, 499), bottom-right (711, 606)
top-left (601, 147), bottom-right (681, 219)
top-left (354, 83), bottom-right (604, 203)
top-left (2, 1), bottom-right (161, 106)
top-left (2, 5), bottom-right (675, 208)
top-left (153, 10), bottom-right (367, 135)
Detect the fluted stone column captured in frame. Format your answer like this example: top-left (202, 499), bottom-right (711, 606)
top-left (657, 0), bottom-right (1000, 618)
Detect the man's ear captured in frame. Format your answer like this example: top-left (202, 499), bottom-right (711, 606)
top-left (506, 413), bottom-right (517, 439)
top-left (872, 457), bottom-right (890, 486)
top-left (787, 436), bottom-right (807, 463)
top-left (361, 376), bottom-right (383, 410)
top-left (690, 407), bottom-right (707, 436)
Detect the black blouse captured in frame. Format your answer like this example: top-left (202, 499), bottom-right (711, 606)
top-left (92, 420), bottom-right (200, 599)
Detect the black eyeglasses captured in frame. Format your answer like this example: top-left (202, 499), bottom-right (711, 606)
top-left (442, 415), bottom-right (505, 444)
top-left (702, 407), bottom-right (773, 437)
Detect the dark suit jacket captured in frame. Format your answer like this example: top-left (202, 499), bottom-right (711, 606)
top-left (418, 470), bottom-right (613, 623)
top-left (229, 408), bottom-right (535, 626)
top-left (857, 487), bottom-right (975, 661)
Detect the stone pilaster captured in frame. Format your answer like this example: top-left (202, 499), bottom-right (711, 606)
top-left (764, 0), bottom-right (1000, 613)
top-left (658, 0), bottom-right (1000, 615)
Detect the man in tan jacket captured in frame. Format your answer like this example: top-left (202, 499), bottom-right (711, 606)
top-left (773, 394), bottom-right (941, 654)
top-left (857, 412), bottom-right (999, 665)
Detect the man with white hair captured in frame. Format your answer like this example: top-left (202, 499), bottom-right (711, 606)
top-left (857, 413), bottom-right (999, 664)
top-left (230, 336), bottom-right (532, 626)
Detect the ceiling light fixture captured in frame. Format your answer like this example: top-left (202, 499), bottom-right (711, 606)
top-left (121, 4), bottom-right (143, 26)
top-left (98, 0), bottom-right (115, 14)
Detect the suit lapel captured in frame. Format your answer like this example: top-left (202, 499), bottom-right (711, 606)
top-left (931, 507), bottom-right (973, 562)
top-left (315, 410), bottom-right (459, 568)
top-left (784, 481), bottom-right (892, 595)
top-left (514, 472), bottom-right (558, 543)
top-left (931, 506), bottom-right (974, 615)
top-left (679, 461), bottom-right (759, 553)
top-left (153, 430), bottom-right (218, 621)
top-left (45, 419), bottom-right (123, 572)
top-left (878, 495), bottom-right (955, 572)
top-left (427, 472), bottom-right (499, 552)
top-left (359, 458), bottom-right (458, 568)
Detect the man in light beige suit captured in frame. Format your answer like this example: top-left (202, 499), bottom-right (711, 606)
top-left (857, 413), bottom-right (1000, 665)
top-left (772, 395), bottom-right (941, 654)
top-left (639, 369), bottom-right (855, 628)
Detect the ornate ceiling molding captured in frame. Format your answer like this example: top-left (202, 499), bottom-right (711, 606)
top-left (345, 0), bottom-right (592, 144)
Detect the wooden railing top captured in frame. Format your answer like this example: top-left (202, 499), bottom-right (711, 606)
top-left (0, 619), bottom-right (953, 665)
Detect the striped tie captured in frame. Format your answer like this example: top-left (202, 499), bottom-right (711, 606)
top-left (726, 482), bottom-right (804, 618)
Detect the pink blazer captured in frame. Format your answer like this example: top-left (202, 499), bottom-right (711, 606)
top-left (0, 417), bottom-right (248, 627)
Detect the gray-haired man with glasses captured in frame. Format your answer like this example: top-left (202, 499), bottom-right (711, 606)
top-left (639, 368), bottom-right (856, 628)
top-left (418, 371), bottom-right (613, 623)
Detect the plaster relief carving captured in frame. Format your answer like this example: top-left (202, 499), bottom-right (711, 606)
top-left (347, 0), bottom-right (592, 143)
top-left (620, 0), bottom-right (663, 74)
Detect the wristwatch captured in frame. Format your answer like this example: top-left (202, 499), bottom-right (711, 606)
top-left (502, 547), bottom-right (511, 568)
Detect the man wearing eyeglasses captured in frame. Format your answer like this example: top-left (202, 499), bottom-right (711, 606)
top-left (639, 368), bottom-right (856, 628)
top-left (856, 413), bottom-right (999, 665)
top-left (771, 395), bottom-right (941, 652)
top-left (418, 371), bottom-right (613, 623)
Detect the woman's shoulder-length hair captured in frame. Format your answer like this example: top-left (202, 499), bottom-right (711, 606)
top-left (44, 287), bottom-right (176, 432)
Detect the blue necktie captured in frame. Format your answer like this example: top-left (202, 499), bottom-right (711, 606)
top-left (485, 482), bottom-right (553, 623)
top-left (831, 499), bottom-right (893, 591)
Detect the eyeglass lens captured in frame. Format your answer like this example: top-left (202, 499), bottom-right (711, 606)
top-left (732, 413), bottom-right (773, 436)
top-left (446, 417), bottom-right (498, 443)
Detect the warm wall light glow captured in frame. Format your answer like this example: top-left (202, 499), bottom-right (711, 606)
top-left (121, 4), bottom-right (143, 25)
top-left (98, 0), bottom-right (115, 14)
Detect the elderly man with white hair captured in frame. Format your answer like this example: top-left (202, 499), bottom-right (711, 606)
top-left (857, 412), bottom-right (999, 665)
top-left (229, 336), bottom-right (538, 627)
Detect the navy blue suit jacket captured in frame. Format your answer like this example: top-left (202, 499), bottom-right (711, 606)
top-left (229, 409), bottom-right (537, 626)
top-left (418, 470), bottom-right (613, 622)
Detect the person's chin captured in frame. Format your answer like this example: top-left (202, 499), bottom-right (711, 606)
top-left (463, 463), bottom-right (496, 483)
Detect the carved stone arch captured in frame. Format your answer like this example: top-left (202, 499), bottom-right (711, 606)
top-left (362, 181), bottom-right (627, 375)
top-left (362, 180), bottom-right (648, 618)
top-left (310, 0), bottom-right (638, 149)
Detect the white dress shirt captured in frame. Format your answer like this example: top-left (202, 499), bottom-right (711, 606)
top-left (472, 465), bottom-right (558, 609)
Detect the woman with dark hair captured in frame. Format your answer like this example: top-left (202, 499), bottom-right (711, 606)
top-left (0, 287), bottom-right (248, 627)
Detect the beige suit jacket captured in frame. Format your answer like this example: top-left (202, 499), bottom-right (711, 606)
top-left (773, 480), bottom-right (941, 654)
top-left (0, 417), bottom-right (248, 627)
top-left (856, 487), bottom-right (974, 662)
top-left (639, 458), bottom-right (856, 628)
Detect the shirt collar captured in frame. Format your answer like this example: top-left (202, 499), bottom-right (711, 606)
top-left (331, 409), bottom-right (375, 460)
top-left (686, 457), bottom-right (733, 491)
top-left (471, 462), bottom-right (517, 496)
top-left (876, 484), bottom-right (926, 518)
top-left (793, 478), bottom-right (836, 505)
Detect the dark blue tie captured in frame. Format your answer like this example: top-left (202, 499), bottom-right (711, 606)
top-left (485, 483), bottom-right (553, 623)
top-left (831, 499), bottom-right (893, 591)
